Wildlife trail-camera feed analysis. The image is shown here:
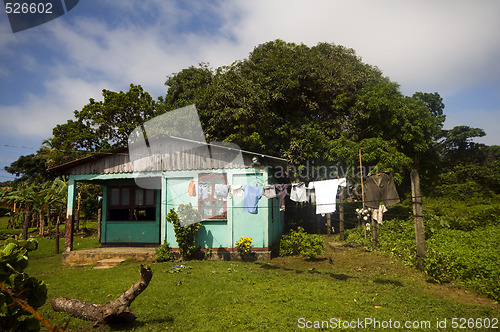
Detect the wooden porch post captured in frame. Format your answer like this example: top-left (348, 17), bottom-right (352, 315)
top-left (65, 177), bottom-right (76, 252)
top-left (160, 174), bottom-right (167, 244)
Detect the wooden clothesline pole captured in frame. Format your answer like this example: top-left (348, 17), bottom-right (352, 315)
top-left (359, 146), bottom-right (365, 209)
top-left (359, 146), bottom-right (367, 240)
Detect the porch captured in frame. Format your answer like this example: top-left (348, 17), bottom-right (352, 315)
top-left (61, 247), bottom-right (156, 267)
top-left (61, 246), bottom-right (272, 266)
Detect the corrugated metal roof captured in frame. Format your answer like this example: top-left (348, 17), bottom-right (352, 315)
top-left (49, 136), bottom-right (286, 175)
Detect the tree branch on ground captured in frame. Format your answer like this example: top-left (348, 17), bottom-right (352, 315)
top-left (50, 264), bottom-right (153, 327)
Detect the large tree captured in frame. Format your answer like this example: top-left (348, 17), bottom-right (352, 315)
top-left (42, 84), bottom-right (158, 167)
top-left (161, 40), bottom-right (445, 184)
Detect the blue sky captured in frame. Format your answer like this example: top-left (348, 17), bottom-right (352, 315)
top-left (1, 0), bottom-right (499, 182)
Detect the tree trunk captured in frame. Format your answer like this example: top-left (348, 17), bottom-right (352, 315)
top-left (51, 265), bottom-right (153, 327)
top-left (7, 206), bottom-right (13, 229)
top-left (55, 216), bottom-right (60, 254)
top-left (22, 208), bottom-right (30, 240)
top-left (39, 212), bottom-right (44, 237)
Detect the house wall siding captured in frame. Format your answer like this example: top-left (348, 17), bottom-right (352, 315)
top-left (79, 167), bottom-right (284, 250)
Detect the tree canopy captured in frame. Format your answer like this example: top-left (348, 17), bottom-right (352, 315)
top-left (7, 39), bottom-right (497, 195)
top-left (161, 40), bottom-right (445, 183)
top-left (42, 84), bottom-right (158, 168)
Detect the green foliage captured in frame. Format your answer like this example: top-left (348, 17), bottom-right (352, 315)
top-left (155, 242), bottom-right (173, 262)
top-left (434, 161), bottom-right (500, 197)
top-left (344, 226), bottom-right (372, 251)
top-left (167, 204), bottom-right (202, 260)
top-left (279, 228), bottom-right (325, 259)
top-left (353, 197), bottom-right (500, 301)
top-left (3, 154), bottom-right (53, 184)
top-left (425, 226), bottom-right (500, 300)
top-left (41, 84), bottom-right (157, 167)
top-left (0, 239), bottom-right (47, 331)
top-left (204, 247), bottom-right (212, 259)
top-left (235, 236), bottom-right (253, 255)
top-left (161, 39), bottom-right (444, 183)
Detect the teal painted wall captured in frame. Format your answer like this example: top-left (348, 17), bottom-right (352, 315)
top-left (165, 175), bottom-right (198, 248)
top-left (103, 221), bottom-right (160, 243)
top-left (101, 186), bottom-right (161, 244)
top-left (231, 172), bottom-right (267, 248)
top-left (86, 168), bottom-right (284, 249)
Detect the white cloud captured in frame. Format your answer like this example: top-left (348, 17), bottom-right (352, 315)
top-left (2, 0), bottom-right (500, 148)
top-left (225, 0), bottom-right (500, 95)
top-left (0, 77), bottom-right (111, 139)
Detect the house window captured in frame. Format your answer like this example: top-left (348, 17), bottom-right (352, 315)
top-left (108, 186), bottom-right (156, 221)
top-left (198, 173), bottom-right (227, 220)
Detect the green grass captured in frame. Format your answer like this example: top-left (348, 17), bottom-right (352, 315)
top-left (0, 215), bottom-right (23, 237)
top-left (20, 235), bottom-right (500, 331)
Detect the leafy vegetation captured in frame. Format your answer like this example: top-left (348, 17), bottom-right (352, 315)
top-left (166, 204), bottom-right (202, 260)
top-left (154, 242), bottom-right (173, 262)
top-left (0, 239), bottom-right (47, 331)
top-left (279, 228), bottom-right (325, 259)
top-left (345, 196), bottom-right (500, 301)
top-left (0, 179), bottom-right (67, 240)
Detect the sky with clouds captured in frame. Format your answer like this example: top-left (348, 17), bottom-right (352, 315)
top-left (1, 0), bottom-right (499, 181)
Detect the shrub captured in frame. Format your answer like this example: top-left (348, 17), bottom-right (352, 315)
top-left (0, 239), bottom-right (47, 331)
top-left (279, 228), bottom-right (325, 259)
top-left (155, 242), bottom-right (173, 262)
top-left (167, 204), bottom-right (202, 260)
top-left (235, 237), bottom-right (252, 255)
top-left (425, 226), bottom-right (500, 300)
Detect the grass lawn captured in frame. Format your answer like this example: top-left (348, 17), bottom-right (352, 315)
top-left (20, 235), bottom-right (499, 331)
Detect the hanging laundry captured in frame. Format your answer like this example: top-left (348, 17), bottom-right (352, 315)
top-left (307, 182), bottom-right (316, 203)
top-left (290, 182), bottom-right (308, 202)
top-left (228, 185), bottom-right (243, 198)
top-left (198, 182), bottom-right (209, 200)
top-left (372, 204), bottom-right (388, 225)
top-left (275, 183), bottom-right (289, 211)
top-left (262, 184), bottom-right (277, 199)
top-left (215, 184), bottom-right (229, 199)
top-left (243, 185), bottom-right (262, 214)
top-left (313, 178), bottom-right (346, 214)
top-left (365, 172), bottom-right (400, 208)
top-left (188, 180), bottom-right (196, 197)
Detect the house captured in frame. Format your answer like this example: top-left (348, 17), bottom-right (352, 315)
top-left (49, 136), bottom-right (287, 260)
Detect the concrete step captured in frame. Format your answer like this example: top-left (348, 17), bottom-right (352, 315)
top-left (93, 258), bottom-right (126, 269)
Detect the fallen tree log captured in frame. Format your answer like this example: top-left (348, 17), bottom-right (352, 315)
top-left (51, 264), bottom-right (153, 327)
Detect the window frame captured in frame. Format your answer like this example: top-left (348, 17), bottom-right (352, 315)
top-left (198, 173), bottom-right (228, 220)
top-left (107, 186), bottom-right (157, 222)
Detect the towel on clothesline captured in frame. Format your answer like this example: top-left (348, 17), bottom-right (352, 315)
top-left (290, 182), bottom-right (308, 202)
top-left (313, 178), bottom-right (346, 214)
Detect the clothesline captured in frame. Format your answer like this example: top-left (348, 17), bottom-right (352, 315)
top-left (181, 172), bottom-right (400, 217)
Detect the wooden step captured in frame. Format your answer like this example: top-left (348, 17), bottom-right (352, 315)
top-left (93, 258), bottom-right (126, 269)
